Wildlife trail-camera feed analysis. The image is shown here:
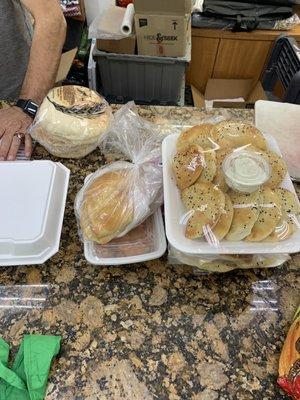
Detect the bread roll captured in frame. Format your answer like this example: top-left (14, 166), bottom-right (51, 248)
top-left (177, 124), bottom-right (215, 151)
top-left (80, 170), bottom-right (134, 244)
top-left (211, 120), bottom-right (267, 150)
top-left (181, 182), bottom-right (225, 239)
top-left (31, 85), bottom-right (111, 158)
top-left (226, 190), bottom-right (261, 241)
top-left (172, 144), bottom-right (204, 189)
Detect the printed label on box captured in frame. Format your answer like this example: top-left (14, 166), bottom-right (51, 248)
top-left (135, 13), bottom-right (190, 57)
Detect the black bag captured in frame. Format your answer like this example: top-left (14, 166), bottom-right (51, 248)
top-left (192, 12), bottom-right (276, 30)
top-left (202, 0), bottom-right (293, 31)
top-left (223, 0), bottom-right (299, 5)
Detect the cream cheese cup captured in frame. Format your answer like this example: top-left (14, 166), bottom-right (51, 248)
top-left (222, 149), bottom-right (270, 193)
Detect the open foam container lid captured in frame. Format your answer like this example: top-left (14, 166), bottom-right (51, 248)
top-left (0, 160), bottom-right (70, 266)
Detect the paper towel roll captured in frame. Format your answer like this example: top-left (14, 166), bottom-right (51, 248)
top-left (121, 4), bottom-right (135, 36)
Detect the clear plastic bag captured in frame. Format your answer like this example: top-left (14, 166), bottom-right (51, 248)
top-left (30, 86), bottom-right (113, 159)
top-left (164, 120), bottom-right (300, 255)
top-left (75, 102), bottom-right (166, 245)
top-left (168, 244), bottom-right (290, 273)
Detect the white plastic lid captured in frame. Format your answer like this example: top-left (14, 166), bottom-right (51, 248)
top-left (222, 149), bottom-right (270, 193)
top-left (0, 161), bottom-right (70, 266)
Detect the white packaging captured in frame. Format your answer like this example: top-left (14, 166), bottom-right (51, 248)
top-left (89, 6), bottom-right (134, 40)
top-left (88, 39), bottom-right (97, 91)
top-left (255, 100), bottom-right (300, 182)
top-left (0, 161), bottom-right (69, 266)
top-left (84, 208), bottom-right (166, 265)
top-left (162, 133), bottom-right (300, 255)
top-left (84, 0), bottom-right (114, 26)
top-left (121, 4), bottom-right (135, 36)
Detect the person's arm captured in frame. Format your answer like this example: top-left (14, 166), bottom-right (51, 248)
top-left (0, 0), bottom-right (66, 161)
top-left (19, 0), bottom-right (66, 103)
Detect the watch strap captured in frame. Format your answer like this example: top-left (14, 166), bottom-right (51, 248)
top-left (16, 99), bottom-right (28, 109)
top-left (16, 99), bottom-right (39, 118)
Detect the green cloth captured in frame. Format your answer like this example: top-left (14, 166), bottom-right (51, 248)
top-left (0, 335), bottom-right (61, 400)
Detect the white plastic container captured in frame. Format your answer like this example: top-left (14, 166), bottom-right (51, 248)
top-left (84, 208), bottom-right (166, 265)
top-left (78, 173), bottom-right (166, 265)
top-left (0, 161), bottom-right (70, 266)
top-left (222, 149), bottom-right (270, 193)
top-left (162, 133), bottom-right (300, 255)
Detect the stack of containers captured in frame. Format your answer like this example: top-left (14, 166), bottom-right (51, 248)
top-left (91, 0), bottom-right (192, 105)
top-left (161, 121), bottom-right (300, 273)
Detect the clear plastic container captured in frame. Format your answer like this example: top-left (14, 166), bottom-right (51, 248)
top-left (222, 149), bottom-right (270, 193)
top-left (84, 208), bottom-right (166, 265)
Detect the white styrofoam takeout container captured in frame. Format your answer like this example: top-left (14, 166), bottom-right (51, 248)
top-left (79, 174), bottom-right (166, 265)
top-left (0, 160), bottom-right (70, 266)
top-left (162, 133), bottom-right (300, 255)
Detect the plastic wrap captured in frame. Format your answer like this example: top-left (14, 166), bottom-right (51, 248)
top-left (168, 245), bottom-right (290, 273)
top-left (75, 102), bottom-right (166, 245)
top-left (30, 86), bottom-right (112, 159)
top-left (89, 6), bottom-right (134, 40)
top-left (163, 120), bottom-right (300, 260)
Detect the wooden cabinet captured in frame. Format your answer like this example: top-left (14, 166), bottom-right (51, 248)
top-left (187, 25), bottom-right (300, 93)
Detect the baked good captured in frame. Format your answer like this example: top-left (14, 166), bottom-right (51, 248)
top-left (212, 193), bottom-right (234, 240)
top-left (173, 122), bottom-right (298, 246)
top-left (211, 120), bottom-right (267, 150)
top-left (262, 150), bottom-right (288, 189)
top-left (182, 182), bottom-right (225, 239)
top-left (265, 188), bottom-right (300, 241)
top-left (196, 150), bottom-right (217, 183)
top-left (245, 188), bottom-right (281, 242)
top-left (226, 190), bottom-right (261, 241)
top-left (197, 261), bottom-right (235, 273)
top-left (212, 148), bottom-right (230, 192)
top-left (177, 124), bottom-right (215, 151)
top-left (80, 170), bottom-right (134, 244)
top-left (31, 85), bottom-right (111, 158)
top-left (243, 146), bottom-right (288, 189)
top-left (172, 144), bottom-right (205, 189)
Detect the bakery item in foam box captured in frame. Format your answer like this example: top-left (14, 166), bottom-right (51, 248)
top-left (30, 85), bottom-right (112, 158)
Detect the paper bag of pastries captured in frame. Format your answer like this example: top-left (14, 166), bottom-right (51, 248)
top-left (30, 85), bottom-right (112, 158)
top-left (75, 102), bottom-right (164, 244)
top-left (172, 120), bottom-right (300, 248)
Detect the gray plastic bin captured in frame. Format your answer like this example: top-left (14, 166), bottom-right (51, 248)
top-left (93, 47), bottom-right (190, 105)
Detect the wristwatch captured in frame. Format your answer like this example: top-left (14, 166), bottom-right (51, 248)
top-left (16, 99), bottom-right (39, 118)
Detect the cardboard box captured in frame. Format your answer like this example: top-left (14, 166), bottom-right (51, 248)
top-left (135, 14), bottom-right (190, 57)
top-left (191, 79), bottom-right (267, 109)
top-left (55, 48), bottom-right (78, 83)
top-left (96, 36), bottom-right (136, 54)
top-left (134, 0), bottom-right (192, 57)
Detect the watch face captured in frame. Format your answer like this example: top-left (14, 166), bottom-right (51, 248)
top-left (25, 101), bottom-right (38, 117)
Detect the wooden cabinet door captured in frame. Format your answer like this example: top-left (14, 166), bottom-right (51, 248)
top-left (186, 36), bottom-right (219, 93)
top-left (212, 39), bottom-right (272, 83)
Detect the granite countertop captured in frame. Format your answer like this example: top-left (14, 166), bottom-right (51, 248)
top-left (0, 105), bottom-right (299, 400)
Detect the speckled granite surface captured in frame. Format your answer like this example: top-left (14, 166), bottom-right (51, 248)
top-left (0, 105), bottom-right (299, 400)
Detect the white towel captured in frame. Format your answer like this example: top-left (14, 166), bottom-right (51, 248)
top-left (193, 0), bottom-right (204, 12)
